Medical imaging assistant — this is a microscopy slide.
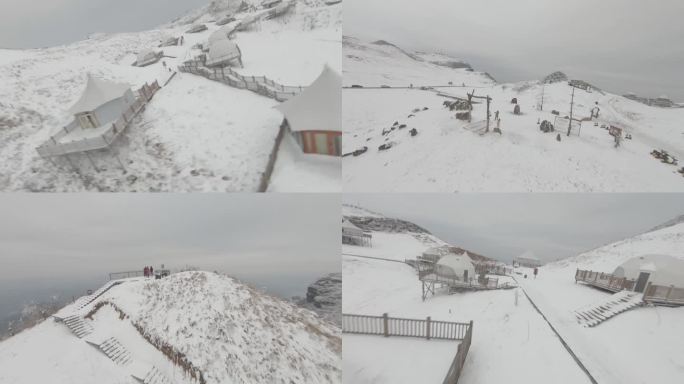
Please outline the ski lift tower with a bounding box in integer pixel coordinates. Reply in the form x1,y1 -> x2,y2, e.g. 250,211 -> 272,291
567,83 -> 580,136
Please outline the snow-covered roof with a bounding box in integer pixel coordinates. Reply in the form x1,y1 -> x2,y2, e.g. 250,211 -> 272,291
436,254 -> 476,277
275,65 -> 341,133
613,254 -> 684,286
68,75 -> 131,115
207,39 -> 241,63
137,49 -> 157,63
342,218 -> 365,236
209,25 -> 234,42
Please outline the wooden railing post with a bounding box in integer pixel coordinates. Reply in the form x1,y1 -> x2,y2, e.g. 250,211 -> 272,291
383,313 -> 389,337
426,316 -> 431,340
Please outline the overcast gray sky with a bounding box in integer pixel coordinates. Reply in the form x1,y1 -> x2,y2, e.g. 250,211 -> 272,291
0,194 -> 340,304
345,0 -> 684,100
343,194 -> 684,263
0,0 -> 208,48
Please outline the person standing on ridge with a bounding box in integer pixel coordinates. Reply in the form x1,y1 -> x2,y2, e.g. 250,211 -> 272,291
534,267 -> 538,279
144,266 -> 149,277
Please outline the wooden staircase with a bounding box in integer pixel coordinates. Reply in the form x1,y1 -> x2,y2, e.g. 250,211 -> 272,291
574,290 -> 643,327
98,337 -> 133,366
134,366 -> 174,384
63,315 -> 93,338
73,280 -> 122,312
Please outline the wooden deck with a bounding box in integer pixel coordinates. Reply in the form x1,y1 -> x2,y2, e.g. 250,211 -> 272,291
342,313 -> 473,384
36,81 -> 161,158
575,269 -> 635,292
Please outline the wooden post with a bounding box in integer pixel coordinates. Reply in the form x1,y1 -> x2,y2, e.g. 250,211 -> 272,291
382,313 -> 389,337
426,316 -> 431,340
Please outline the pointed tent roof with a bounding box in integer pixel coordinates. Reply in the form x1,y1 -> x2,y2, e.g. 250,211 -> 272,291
68,75 -> 131,114
275,65 -> 341,133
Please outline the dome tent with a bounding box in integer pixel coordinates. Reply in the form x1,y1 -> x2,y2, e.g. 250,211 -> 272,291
613,254 -> 684,287
435,252 -> 476,282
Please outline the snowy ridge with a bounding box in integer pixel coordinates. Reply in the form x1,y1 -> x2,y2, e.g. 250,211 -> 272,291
343,37 -> 684,192
573,291 -> 643,327
100,271 -> 341,384
0,0 -> 340,191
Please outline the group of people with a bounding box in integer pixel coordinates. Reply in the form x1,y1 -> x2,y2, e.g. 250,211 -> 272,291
143,266 -> 155,278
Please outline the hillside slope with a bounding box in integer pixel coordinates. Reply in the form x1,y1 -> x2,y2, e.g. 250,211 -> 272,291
343,37 -> 684,192
0,0 -> 341,192
0,271 -> 341,384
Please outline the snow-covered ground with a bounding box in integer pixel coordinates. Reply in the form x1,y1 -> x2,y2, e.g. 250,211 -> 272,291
0,271 -> 341,384
0,0 -> 341,191
342,207 -> 684,383
515,222 -> 684,384
343,36 -> 684,192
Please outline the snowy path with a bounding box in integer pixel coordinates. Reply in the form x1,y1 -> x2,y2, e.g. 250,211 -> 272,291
343,255 -> 592,384
517,268 -> 684,384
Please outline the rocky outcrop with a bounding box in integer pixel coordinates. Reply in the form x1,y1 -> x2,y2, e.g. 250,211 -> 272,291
543,71 -> 568,84
298,273 -> 341,326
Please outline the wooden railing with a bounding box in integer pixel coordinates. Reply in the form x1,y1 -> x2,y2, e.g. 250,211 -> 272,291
443,320 -> 473,384
36,81 -> 161,158
575,269 -> 635,292
178,56 -> 304,102
342,313 -> 471,341
343,313 -> 473,384
108,270 -> 145,280
257,119 -> 287,192
643,282 -> 684,306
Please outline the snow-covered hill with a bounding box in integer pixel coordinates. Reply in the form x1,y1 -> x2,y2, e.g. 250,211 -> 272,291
343,37 -> 684,192
343,207 -> 684,384
0,271 -> 341,384
0,0 -> 341,192
515,222 -> 684,384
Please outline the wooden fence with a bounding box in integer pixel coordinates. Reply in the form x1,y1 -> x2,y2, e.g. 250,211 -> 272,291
443,319 -> 473,384
257,119 -> 287,192
575,269 -> 635,292
342,313 -> 471,341
178,56 -> 304,102
643,282 -> 684,306
36,81 -> 161,158
343,313 -> 473,384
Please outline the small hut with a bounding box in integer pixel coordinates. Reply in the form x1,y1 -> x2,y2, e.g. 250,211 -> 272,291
205,39 -> 243,67
159,37 -> 180,47
69,75 -> 135,131
342,219 -> 372,247
435,253 -> 476,282
134,49 -> 163,67
216,15 -> 236,26
514,251 -> 542,268
613,254 -> 684,292
275,65 -> 342,156
208,25 -> 236,44
186,24 -> 208,33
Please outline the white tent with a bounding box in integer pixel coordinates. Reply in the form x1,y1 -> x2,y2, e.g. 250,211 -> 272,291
275,65 -> 341,133
68,75 -> 131,115
206,39 -> 241,67
613,254 -> 684,287
435,253 -> 476,281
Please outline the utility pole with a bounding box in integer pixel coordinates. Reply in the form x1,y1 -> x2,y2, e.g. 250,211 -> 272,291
539,83 -> 546,111
568,85 -> 577,136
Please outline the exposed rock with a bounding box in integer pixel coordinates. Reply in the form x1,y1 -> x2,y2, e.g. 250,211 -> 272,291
297,273 -> 341,326
543,71 -> 568,84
